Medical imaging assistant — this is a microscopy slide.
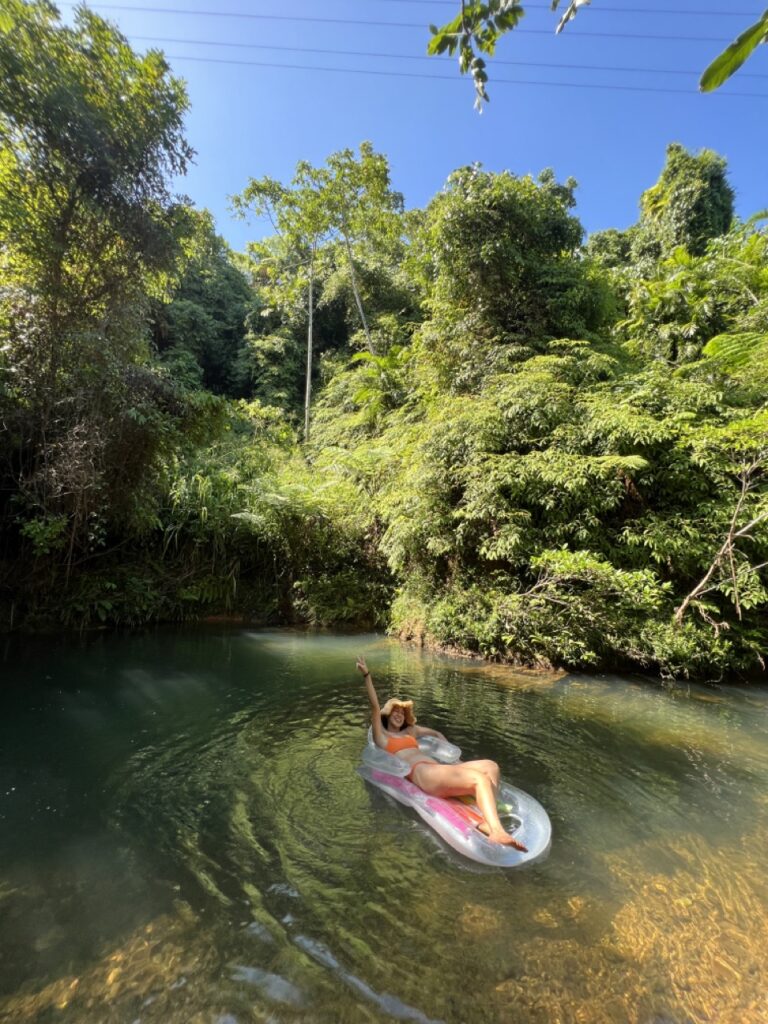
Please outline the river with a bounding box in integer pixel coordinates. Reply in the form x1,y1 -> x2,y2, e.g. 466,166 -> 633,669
0,628 -> 766,1023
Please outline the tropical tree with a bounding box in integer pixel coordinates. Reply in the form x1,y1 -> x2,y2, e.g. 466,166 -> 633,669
233,144 -> 406,439
0,0 -> 196,573
408,165 -> 610,390
311,144 -> 406,355
232,172 -> 327,440
631,143 -> 734,269
300,149 -> 768,677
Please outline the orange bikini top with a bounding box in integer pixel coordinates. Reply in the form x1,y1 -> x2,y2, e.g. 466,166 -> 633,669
385,733 -> 419,755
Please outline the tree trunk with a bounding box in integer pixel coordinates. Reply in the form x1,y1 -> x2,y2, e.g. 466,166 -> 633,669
304,244 -> 315,442
342,230 -> 375,355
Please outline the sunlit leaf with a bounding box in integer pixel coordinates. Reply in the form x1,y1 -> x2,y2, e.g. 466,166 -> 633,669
700,12 -> 768,92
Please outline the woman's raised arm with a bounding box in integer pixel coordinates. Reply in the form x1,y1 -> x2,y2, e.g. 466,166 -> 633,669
356,656 -> 386,748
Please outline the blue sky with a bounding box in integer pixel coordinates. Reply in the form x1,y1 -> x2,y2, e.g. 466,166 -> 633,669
65,1 -> 767,251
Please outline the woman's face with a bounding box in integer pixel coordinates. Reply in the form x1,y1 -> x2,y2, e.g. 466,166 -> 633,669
388,705 -> 405,729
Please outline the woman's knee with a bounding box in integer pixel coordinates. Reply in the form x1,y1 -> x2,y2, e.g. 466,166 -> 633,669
470,770 -> 493,792
473,759 -> 500,779
458,766 -> 485,787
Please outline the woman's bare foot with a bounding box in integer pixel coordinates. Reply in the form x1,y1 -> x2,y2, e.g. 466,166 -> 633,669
479,823 -> 528,851
491,831 -> 528,851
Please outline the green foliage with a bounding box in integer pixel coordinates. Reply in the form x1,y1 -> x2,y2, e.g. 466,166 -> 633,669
343,331 -> 766,676
2,103 -> 767,685
227,424 -> 392,626
428,1 -> 588,109
702,331 -> 768,382
447,549 -> 670,660
633,144 -> 734,267
19,513 -> 68,556
0,0 -> 191,296
238,327 -> 306,412
233,143 -> 404,334
0,0 -> 235,627
409,166 -> 609,391
0,0 -> 197,569
428,0 -> 524,109
622,217 -> 768,363
300,341 -> 417,453
233,143 -> 412,432
427,2 -> 767,107
158,400 -> 391,627
152,211 -> 253,396
281,158 -> 768,678
585,227 -> 637,271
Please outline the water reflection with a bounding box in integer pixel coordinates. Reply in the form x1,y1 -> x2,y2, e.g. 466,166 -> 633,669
0,628 -> 767,1022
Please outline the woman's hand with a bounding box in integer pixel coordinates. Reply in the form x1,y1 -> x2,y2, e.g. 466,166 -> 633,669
358,656 -> 384,745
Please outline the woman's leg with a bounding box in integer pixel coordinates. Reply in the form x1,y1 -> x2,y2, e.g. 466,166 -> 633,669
412,763 -> 522,847
463,759 -> 501,793
459,759 -> 503,813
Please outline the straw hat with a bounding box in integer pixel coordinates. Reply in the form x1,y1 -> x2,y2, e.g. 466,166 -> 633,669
380,697 -> 416,726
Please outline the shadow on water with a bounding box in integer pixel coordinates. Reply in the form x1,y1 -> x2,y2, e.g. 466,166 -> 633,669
1,627 -> 767,1022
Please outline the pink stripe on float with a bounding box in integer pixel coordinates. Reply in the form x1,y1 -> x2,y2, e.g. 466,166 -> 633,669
369,769 -> 472,836
426,798 -> 473,835
371,769 -> 416,793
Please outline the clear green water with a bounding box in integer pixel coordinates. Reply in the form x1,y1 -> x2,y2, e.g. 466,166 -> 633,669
1,628 -> 767,1024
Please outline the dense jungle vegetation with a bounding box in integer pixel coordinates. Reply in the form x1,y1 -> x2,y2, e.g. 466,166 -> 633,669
1,2 -> 767,679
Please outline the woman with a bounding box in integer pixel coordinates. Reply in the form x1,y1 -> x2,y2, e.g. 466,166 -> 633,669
357,656 -> 525,849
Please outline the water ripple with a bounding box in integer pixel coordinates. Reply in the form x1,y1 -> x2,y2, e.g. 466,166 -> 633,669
2,629 -> 768,1023
294,934 -> 445,1024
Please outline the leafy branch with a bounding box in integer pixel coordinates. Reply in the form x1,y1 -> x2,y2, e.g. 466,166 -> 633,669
430,1 -> 768,107
675,455 -> 768,627
428,0 -> 525,110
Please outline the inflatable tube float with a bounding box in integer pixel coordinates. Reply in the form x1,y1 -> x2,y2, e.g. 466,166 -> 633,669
357,731 -> 551,867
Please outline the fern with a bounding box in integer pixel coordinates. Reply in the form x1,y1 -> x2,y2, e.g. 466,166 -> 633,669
702,331 -> 768,372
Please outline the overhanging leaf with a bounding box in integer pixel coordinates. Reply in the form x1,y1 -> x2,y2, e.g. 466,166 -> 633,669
555,0 -> 590,35
700,11 -> 768,92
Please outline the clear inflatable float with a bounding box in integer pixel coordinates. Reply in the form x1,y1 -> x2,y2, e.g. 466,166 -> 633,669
358,730 -> 552,868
